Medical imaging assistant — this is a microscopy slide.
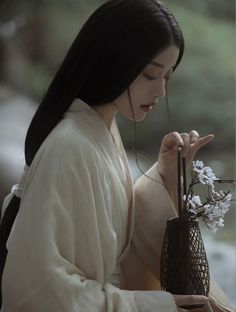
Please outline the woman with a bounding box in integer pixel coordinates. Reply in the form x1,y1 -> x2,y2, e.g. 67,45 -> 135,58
0,0 -> 234,311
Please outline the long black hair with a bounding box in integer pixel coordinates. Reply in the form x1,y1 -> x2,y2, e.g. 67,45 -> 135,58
0,0 -> 184,305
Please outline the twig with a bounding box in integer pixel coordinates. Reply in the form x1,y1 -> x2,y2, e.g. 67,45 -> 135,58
177,149 -> 183,218
182,157 -> 187,214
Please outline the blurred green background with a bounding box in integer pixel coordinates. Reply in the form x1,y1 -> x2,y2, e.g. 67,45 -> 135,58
0,0 -> 235,306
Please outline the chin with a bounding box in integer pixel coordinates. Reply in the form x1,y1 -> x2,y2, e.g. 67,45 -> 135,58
135,115 -> 146,122
124,112 -> 146,122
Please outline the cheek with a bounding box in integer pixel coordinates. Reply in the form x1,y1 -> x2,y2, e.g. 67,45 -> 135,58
130,77 -> 152,100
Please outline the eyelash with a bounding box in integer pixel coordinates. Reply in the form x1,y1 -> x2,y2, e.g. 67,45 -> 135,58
143,73 -> 171,81
143,73 -> 155,80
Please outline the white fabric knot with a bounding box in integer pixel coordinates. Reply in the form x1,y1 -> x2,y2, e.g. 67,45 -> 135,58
11,164 -> 29,198
1,165 -> 29,222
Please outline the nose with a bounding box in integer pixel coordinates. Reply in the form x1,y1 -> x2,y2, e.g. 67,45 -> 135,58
154,79 -> 166,98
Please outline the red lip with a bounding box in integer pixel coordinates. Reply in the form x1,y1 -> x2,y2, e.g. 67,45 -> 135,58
140,104 -> 154,112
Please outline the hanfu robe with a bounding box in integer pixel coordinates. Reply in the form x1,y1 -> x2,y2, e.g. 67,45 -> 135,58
1,98 -> 235,312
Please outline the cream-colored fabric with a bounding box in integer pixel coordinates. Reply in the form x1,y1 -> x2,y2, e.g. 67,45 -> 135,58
209,276 -> 235,312
1,98 -> 177,312
132,164 -> 178,280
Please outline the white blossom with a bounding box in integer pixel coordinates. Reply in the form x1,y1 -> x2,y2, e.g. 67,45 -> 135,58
206,220 -> 218,233
217,218 -> 224,228
192,160 -> 204,172
183,160 -> 232,233
205,218 -> 224,233
193,160 -> 217,186
198,166 -> 217,186
198,193 -> 231,232
188,195 -> 202,208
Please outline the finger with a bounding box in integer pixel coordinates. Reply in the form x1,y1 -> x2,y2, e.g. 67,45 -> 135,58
180,133 -> 190,157
161,131 -> 184,153
189,130 -> 199,143
191,134 -> 214,153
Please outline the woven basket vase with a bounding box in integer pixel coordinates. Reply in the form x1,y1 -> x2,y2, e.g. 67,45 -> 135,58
160,217 -> 210,296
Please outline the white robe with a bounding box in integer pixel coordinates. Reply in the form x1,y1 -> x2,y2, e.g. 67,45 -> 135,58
1,99 -> 234,312
1,99 -> 176,311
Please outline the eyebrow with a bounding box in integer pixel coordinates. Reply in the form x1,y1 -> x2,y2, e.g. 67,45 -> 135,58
149,61 -> 164,68
149,61 -> 175,70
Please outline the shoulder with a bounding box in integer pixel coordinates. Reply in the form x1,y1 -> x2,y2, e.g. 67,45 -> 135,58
31,117 -> 103,174
46,117 -> 99,157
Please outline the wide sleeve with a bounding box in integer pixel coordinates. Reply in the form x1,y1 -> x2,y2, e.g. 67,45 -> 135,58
2,136 -> 177,312
127,162 -> 235,312
131,163 -> 177,279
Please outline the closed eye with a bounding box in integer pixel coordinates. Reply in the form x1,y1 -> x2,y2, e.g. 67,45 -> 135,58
143,72 -> 172,81
143,73 -> 156,80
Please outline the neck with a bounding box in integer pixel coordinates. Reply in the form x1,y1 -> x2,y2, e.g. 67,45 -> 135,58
93,103 -> 117,131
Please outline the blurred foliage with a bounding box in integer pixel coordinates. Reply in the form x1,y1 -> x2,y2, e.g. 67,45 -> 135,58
165,0 -> 235,21
0,0 -> 235,155
119,1 -> 235,155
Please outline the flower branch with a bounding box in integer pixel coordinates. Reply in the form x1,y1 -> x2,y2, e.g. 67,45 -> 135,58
180,160 -> 235,233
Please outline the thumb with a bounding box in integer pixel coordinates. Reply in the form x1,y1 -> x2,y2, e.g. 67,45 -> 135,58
191,134 -> 214,153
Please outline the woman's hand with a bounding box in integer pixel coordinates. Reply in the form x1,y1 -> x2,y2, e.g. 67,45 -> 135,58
173,294 -> 209,311
157,130 -> 214,207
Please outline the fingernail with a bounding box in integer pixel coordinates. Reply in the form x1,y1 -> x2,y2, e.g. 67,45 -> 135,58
191,137 -> 198,143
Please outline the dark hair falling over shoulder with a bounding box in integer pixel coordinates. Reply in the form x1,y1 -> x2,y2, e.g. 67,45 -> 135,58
0,0 -> 184,306
25,0 -> 184,166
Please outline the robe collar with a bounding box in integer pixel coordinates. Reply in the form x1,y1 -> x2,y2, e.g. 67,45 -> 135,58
67,98 -> 115,145
66,98 -> 134,263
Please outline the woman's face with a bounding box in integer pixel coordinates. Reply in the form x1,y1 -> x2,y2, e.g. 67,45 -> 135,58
114,45 -> 180,121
